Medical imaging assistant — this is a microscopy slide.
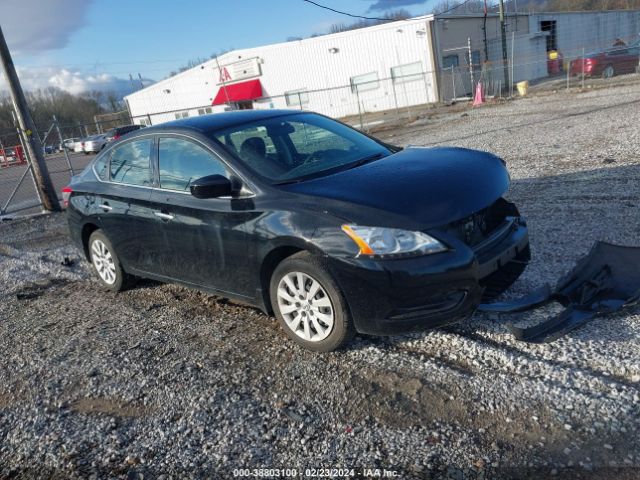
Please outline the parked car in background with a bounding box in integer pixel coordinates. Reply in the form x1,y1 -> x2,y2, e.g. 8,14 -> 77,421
64,110 -> 530,352
74,139 -> 85,153
63,138 -> 80,151
104,125 -> 143,143
83,135 -> 108,154
570,40 -> 640,78
0,147 -> 16,164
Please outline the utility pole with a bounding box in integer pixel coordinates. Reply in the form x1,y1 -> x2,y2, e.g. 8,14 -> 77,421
0,24 -> 60,211
499,0 -> 510,94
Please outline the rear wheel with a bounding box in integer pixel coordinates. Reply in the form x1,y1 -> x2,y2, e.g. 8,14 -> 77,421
270,252 -> 354,352
88,230 -> 132,291
602,65 -> 615,79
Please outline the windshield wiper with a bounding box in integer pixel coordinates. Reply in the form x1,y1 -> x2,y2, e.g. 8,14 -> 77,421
274,178 -> 305,186
343,152 -> 387,170
274,152 -> 388,185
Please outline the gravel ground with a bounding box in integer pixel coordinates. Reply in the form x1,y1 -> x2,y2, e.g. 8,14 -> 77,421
1,81 -> 640,479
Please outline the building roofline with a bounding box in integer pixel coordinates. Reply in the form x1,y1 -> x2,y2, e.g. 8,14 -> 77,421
530,8 -> 640,14
436,8 -> 640,19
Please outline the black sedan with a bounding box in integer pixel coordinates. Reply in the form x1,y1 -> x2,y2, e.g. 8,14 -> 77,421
64,110 -> 530,351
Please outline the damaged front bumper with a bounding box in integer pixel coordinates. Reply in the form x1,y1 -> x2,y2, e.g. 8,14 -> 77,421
328,215 -> 530,336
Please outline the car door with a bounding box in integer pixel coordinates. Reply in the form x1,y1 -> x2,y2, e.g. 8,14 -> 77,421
94,136 -> 157,272
145,135 -> 255,298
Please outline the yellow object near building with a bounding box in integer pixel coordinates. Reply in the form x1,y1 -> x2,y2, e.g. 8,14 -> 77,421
517,81 -> 529,96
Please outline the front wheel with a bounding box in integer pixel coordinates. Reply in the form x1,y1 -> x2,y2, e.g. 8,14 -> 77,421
88,230 -> 132,291
270,252 -> 355,352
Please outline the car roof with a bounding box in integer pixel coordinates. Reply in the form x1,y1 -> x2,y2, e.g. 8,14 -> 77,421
140,109 -> 306,135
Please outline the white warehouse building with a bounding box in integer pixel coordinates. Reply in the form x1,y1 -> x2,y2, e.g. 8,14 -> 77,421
126,16 -> 439,125
125,10 -> 640,125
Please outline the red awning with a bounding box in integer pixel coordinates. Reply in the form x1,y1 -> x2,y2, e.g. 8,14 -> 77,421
212,79 -> 263,105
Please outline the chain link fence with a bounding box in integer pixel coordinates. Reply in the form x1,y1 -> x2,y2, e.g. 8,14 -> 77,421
0,112 -> 135,218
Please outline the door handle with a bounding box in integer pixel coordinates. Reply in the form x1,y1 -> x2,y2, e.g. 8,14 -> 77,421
99,203 -> 112,212
154,211 -> 174,221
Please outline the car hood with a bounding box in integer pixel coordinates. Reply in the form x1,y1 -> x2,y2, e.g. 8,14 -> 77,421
280,147 -> 510,229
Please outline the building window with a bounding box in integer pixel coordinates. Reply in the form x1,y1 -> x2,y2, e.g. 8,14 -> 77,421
442,55 -> 459,69
391,62 -> 423,84
197,107 -> 213,115
471,50 -> 482,67
350,72 -> 379,93
540,20 -> 557,52
284,89 -> 309,107
138,118 -> 150,126
174,111 -> 189,120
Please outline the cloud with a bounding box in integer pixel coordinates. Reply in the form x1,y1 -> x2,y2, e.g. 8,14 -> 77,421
366,0 -> 429,11
0,66 -> 153,97
0,0 -> 92,54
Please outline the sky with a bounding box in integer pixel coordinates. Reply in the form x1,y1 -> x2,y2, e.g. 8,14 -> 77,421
0,0 -> 435,96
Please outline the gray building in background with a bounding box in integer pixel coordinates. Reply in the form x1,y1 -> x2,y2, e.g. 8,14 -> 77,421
433,10 -> 640,98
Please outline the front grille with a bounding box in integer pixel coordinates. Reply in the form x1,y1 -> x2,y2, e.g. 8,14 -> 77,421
447,198 -> 517,247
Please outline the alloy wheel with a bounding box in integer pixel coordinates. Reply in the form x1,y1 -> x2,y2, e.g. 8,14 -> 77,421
91,239 -> 117,285
276,271 -> 334,342
603,66 -> 614,79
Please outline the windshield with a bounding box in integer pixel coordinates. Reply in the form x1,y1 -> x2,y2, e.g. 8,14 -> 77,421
209,113 -> 391,183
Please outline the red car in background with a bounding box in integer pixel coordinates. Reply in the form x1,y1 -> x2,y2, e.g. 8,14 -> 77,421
570,40 -> 640,79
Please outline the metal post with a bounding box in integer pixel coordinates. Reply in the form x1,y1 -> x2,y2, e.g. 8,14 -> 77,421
581,47 -> 585,90
451,65 -> 456,101
355,85 -> 363,131
297,92 -> 303,111
467,37 -> 474,91
53,115 -> 74,176
566,60 -> 570,91
41,122 -> 55,148
510,31 -> 515,98
421,70 -> 431,105
0,24 -> 60,211
499,0 -> 510,94
392,79 -> 399,113
146,113 -> 152,126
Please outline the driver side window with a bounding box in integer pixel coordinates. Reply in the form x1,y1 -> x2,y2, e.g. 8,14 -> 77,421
159,137 -> 228,191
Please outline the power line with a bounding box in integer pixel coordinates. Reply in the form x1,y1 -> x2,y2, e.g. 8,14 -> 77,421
301,0 -> 481,21
300,0 -> 397,21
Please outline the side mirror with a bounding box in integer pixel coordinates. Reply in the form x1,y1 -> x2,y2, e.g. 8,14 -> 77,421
190,174 -> 233,199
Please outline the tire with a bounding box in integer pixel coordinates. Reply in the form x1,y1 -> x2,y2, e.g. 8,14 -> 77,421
88,230 -> 132,292
269,252 -> 355,352
602,65 -> 615,79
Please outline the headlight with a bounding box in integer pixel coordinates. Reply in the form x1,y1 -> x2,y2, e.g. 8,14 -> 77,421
341,225 -> 447,258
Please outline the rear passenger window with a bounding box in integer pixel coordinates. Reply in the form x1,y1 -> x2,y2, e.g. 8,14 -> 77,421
159,137 -> 228,191
109,139 -> 152,186
94,152 -> 109,180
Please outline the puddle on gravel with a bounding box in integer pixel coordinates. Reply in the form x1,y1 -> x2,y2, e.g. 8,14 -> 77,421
70,397 -> 150,418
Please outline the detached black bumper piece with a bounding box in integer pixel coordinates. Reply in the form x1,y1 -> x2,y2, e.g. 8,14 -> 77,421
479,242 -> 640,343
